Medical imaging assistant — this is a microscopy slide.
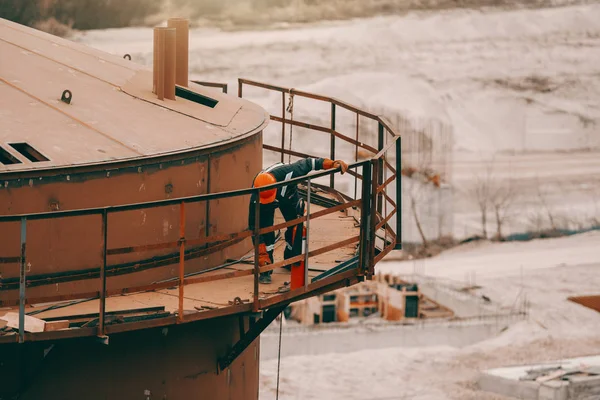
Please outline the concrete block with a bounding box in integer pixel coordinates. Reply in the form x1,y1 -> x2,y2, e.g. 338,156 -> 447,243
538,381 -> 568,400
478,373 -> 539,400
567,375 -> 600,400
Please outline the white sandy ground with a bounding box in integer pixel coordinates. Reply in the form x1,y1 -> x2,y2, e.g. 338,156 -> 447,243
259,232 -> 600,400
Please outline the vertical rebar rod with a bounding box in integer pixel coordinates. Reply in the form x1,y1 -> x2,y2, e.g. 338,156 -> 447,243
18,217 -> 26,344
253,194 -> 261,312
330,104 -> 336,189
304,178 -> 311,288
395,137 -> 403,249
178,201 -> 186,322
99,210 -> 108,336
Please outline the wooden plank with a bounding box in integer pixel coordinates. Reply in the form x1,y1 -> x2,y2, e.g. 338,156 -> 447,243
0,312 -> 46,332
44,320 -> 70,332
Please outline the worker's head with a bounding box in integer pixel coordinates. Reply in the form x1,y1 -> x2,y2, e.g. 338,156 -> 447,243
253,172 -> 277,204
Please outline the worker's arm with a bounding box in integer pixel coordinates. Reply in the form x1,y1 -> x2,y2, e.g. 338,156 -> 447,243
287,157 -> 348,177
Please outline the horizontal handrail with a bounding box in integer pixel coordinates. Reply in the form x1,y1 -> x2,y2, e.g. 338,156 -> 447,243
0,162 -> 368,222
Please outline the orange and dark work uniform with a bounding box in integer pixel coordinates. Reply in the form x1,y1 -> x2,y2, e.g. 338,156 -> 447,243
248,158 -> 349,284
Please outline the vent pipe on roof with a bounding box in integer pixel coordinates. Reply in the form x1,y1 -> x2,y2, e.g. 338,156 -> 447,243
167,18 -> 189,87
153,27 -> 176,101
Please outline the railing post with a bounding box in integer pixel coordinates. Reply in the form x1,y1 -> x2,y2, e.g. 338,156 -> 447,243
237,79 -> 243,98
354,114 -> 359,200
253,193 -> 261,312
359,163 -> 372,275
369,159 -> 379,277
377,122 -> 384,214
304,178 -> 311,288
330,103 -> 336,189
281,92 -> 286,163
178,201 -> 186,322
18,217 -> 26,344
98,210 -> 108,336
395,137 -> 402,250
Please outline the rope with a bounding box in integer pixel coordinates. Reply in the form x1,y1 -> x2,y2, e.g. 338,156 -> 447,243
286,89 -> 295,163
275,311 -> 284,399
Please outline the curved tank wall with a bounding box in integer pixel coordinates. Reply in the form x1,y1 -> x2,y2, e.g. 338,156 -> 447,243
0,133 -> 262,304
0,315 -> 260,400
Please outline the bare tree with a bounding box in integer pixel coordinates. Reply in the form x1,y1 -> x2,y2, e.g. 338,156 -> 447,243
406,176 -> 429,248
468,161 -> 521,240
489,176 -> 520,240
534,178 -> 557,232
467,163 -> 493,239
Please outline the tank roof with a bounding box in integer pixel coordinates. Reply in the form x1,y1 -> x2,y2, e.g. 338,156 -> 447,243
0,18 -> 268,173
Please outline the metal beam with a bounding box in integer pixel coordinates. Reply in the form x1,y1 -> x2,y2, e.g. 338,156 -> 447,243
218,306 -> 285,371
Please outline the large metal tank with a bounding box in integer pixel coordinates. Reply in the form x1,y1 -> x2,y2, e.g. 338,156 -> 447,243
0,18 -> 268,305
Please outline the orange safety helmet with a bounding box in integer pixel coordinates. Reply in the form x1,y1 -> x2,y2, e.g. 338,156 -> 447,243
253,172 -> 277,204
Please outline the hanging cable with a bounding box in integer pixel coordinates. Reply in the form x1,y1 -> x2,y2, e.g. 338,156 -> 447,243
286,89 -> 295,163
275,311 -> 284,400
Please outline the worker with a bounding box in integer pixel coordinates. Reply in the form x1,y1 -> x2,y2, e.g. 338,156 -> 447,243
249,157 -> 349,284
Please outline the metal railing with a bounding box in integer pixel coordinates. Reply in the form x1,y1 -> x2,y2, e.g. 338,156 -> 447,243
0,79 -> 401,343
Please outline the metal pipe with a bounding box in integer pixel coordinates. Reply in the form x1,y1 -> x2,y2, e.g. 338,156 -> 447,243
304,179 -> 311,289
18,217 -> 26,344
178,201 -> 185,322
395,137 -> 402,249
99,210 -> 107,336
163,27 -> 177,101
154,27 -> 166,100
153,29 -> 159,95
330,104 -> 336,189
167,18 -> 189,87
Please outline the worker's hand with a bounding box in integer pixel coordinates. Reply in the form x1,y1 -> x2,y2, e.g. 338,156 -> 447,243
258,243 -> 271,267
333,160 -> 349,174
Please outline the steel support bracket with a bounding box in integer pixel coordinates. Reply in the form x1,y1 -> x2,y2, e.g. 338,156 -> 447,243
96,335 -> 109,345
217,306 -> 285,372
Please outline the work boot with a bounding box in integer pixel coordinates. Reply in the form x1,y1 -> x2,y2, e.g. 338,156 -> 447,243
259,272 -> 272,284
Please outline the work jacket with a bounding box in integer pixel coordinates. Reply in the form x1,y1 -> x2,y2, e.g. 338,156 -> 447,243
248,157 -> 327,263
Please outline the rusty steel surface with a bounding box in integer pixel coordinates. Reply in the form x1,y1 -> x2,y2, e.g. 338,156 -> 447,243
0,135 -> 263,304
0,18 -> 268,173
569,295 -> 600,313
0,316 -> 260,400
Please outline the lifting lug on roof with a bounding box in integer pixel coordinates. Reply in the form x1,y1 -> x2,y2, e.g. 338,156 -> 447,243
60,90 -> 72,105
123,54 -> 131,60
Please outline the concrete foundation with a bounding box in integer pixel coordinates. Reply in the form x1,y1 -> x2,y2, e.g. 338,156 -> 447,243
479,355 -> 600,400
261,314 -> 522,361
